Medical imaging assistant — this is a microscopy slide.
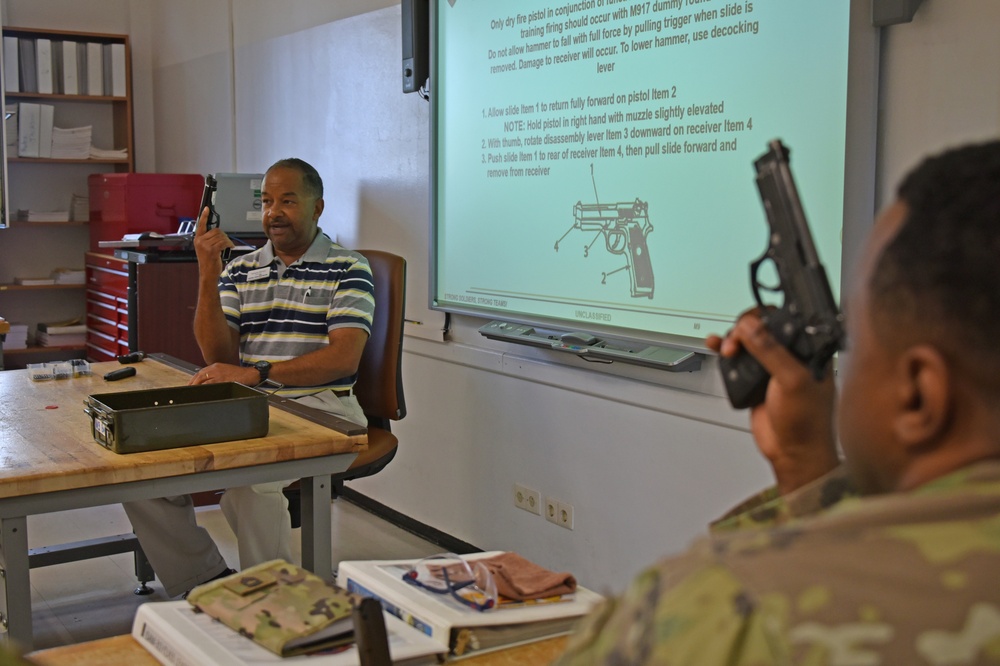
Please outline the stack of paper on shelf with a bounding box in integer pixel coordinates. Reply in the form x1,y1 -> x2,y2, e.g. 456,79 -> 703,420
15,209 -> 71,223
336,552 -> 603,659
36,318 -> 86,348
89,145 -> 128,160
50,125 -> 92,159
13,276 -> 56,286
51,268 -> 85,284
70,193 -> 90,222
3,323 -> 29,349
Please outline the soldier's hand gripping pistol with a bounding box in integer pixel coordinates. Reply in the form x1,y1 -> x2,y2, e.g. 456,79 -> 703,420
719,139 -> 846,409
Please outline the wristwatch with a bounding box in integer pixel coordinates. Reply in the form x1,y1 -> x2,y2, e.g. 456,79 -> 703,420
252,360 -> 272,383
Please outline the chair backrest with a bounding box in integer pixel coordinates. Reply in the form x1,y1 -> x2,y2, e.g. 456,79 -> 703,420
353,250 -> 406,431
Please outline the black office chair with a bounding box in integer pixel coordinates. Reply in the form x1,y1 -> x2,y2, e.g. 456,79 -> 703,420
286,249 -> 407,525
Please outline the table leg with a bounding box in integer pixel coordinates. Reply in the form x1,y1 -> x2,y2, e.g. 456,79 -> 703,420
299,474 -> 333,579
0,516 -> 32,650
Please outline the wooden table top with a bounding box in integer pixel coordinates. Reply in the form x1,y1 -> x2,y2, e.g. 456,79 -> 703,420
26,633 -> 569,665
0,358 -> 366,499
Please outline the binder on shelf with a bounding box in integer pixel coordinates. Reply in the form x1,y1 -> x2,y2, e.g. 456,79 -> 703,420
336,553 -> 603,659
61,40 -> 78,95
86,42 -> 103,95
19,37 -> 37,93
50,41 -> 64,94
101,43 -> 112,96
17,102 -> 41,158
3,36 -> 19,92
131,599 -> 447,666
5,104 -> 17,152
110,42 -> 126,96
76,41 -> 88,94
35,38 -> 53,94
38,104 -> 54,158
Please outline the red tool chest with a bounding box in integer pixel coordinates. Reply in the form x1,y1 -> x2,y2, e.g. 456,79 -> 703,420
88,173 -> 205,251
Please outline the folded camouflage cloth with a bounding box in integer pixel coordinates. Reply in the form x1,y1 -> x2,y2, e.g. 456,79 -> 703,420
477,552 -> 577,601
186,559 -> 357,657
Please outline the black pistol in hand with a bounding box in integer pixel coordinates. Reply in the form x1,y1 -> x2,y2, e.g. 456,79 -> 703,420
199,174 -> 219,230
719,139 -> 846,409
199,173 -> 231,261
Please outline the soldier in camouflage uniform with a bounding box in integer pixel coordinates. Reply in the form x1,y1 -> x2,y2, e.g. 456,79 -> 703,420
555,141 -> 1000,665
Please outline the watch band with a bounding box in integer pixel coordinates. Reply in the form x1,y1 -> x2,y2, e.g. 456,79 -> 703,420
254,360 -> 271,383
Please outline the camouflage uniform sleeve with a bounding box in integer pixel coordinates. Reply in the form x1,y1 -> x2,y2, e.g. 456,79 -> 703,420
710,465 -> 855,533
553,558 -> 788,665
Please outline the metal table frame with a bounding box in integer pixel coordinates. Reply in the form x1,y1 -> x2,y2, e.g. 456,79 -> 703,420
0,455 -> 352,650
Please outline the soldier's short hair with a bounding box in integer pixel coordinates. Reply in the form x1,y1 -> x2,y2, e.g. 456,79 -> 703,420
870,140 -> 1000,389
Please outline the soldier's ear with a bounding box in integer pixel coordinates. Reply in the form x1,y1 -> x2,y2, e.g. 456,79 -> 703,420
892,344 -> 950,450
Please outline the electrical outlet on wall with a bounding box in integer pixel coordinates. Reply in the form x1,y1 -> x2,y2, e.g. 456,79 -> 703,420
556,501 -> 574,529
513,483 -> 541,515
545,496 -> 573,529
545,497 -> 559,524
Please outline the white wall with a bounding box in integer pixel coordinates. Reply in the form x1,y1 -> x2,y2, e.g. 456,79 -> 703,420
7,0 -> 999,594
875,0 -> 1000,206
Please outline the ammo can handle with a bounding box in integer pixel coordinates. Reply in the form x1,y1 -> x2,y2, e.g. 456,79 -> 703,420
254,379 -> 285,395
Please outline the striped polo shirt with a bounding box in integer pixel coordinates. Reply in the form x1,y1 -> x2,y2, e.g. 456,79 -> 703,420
219,232 -> 375,398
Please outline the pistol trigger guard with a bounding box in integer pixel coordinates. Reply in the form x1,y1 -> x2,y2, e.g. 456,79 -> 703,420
749,253 -> 769,308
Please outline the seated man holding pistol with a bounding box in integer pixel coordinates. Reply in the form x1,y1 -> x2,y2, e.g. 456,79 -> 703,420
555,140 -> 1000,664
123,158 -> 375,597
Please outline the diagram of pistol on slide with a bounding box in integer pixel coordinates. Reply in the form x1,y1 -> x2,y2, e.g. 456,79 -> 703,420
554,164 -> 655,298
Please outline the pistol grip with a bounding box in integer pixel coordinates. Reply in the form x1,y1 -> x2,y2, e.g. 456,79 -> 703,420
719,310 -> 798,409
720,351 -> 770,409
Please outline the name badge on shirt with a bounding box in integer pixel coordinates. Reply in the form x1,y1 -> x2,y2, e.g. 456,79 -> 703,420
247,267 -> 270,282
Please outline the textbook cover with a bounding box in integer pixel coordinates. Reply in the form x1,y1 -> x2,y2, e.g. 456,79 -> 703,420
336,552 -> 602,659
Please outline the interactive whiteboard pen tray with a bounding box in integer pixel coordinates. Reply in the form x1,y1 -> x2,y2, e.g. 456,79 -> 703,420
84,383 -> 269,454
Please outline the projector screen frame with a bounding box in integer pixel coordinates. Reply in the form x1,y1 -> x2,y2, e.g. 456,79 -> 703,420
428,0 -> 879,360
